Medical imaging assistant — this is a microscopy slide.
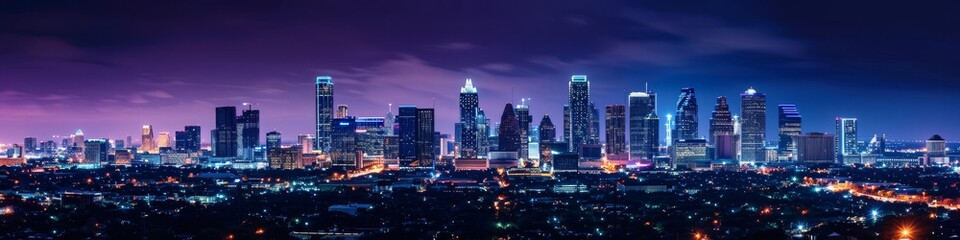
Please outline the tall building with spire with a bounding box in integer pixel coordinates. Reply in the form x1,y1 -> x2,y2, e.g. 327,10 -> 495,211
516,99 -> 532,159
458,79 -> 479,158
778,104 -> 802,160
740,87 -> 767,163
605,104 -> 626,156
674,88 -> 698,141
498,103 -> 520,153
315,76 -> 334,153
568,75 -> 590,154
709,96 -> 734,143
628,91 -> 657,160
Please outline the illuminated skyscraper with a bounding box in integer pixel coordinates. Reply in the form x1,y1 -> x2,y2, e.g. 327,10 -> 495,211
925,134 -> 947,165
23,137 -> 37,154
674,88 -> 698,141
777,104 -> 802,160
398,105 -> 418,164
628,91 -> 657,160
83,139 -> 109,166
835,117 -> 858,161
498,102 -> 521,155
539,114 -> 556,161
157,132 -> 171,148
140,125 -> 156,153
331,117 -> 358,168
266,131 -> 282,150
415,108 -> 435,168
315,76 -> 334,153
516,100 -> 532,159
298,134 -> 314,153
740,87 -> 766,163
384,104 -> 395,136
73,129 -> 84,149
563,105 -> 571,144
588,102 -> 600,145
710,96 -> 735,160
458,79 -> 479,158
175,125 -> 201,153
477,109 -> 490,157
605,104 -> 626,156
356,117 -> 386,157
237,106 -> 260,160
568,75 -> 590,154
664,114 -> 673,147
336,104 -> 349,118
213,106 -> 238,157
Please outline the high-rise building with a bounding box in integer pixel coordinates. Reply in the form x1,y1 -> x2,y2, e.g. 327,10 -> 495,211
269,147 -> 302,170
674,88 -> 698,141
777,104 -> 802,160
83,139 -> 109,165
868,134 -> 886,155
605,104 -> 626,156
114,139 -> 125,149
477,109 -> 490,157
266,131 -> 282,150
563,105 -> 571,144
415,108 -> 435,168
628,91 -> 657,160
733,115 -> 742,160
498,103 -> 520,153
126,136 -> 133,149
458,79 -> 480,159
740,87 -> 766,163
516,100 -> 532,159
175,125 -> 201,152
796,132 -> 835,165
664,114 -> 673,147
73,129 -> 85,149
356,117 -> 386,157
336,104 -> 349,119
398,105 -> 418,164
140,125 -> 157,153
384,135 -> 399,159
237,106 -> 260,160
298,134 -> 314,153
384,104 -> 395,136
315,76 -> 334,153
23,137 -> 37,154
671,139 -> 708,169
641,113 -> 660,160
709,96 -> 735,160
539,114 -> 556,161
213,106 -> 238,157
568,75 -> 590,154
588,102 -> 600,145
709,96 -> 734,144
157,132 -> 171,148
925,134 -> 947,165
835,117 -> 858,162
331,117 -> 358,168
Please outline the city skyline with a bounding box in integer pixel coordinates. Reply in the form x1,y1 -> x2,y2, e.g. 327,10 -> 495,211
2,1 -> 959,144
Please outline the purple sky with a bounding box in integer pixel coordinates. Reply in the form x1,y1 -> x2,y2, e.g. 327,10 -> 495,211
2,1 -> 959,144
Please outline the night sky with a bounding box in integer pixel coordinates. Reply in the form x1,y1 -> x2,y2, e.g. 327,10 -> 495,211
2,1 -> 958,144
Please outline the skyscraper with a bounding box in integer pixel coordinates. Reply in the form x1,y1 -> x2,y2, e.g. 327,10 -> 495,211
588,102 -> 600,145
477,109 -> 490,157
925,134 -> 947,165
331,117 -> 358,168
777,104 -> 802,160
415,108 -> 435,168
674,88 -> 698,141
398,105 -> 418,164
835,117 -> 858,162
568,75 -> 590,154
563,105 -> 571,144
604,104 -> 626,156
213,106 -> 238,157
498,103 -> 521,154
157,132 -> 171,148
796,132 -> 836,165
237,106 -> 260,160
336,104 -> 349,118
709,96 -> 734,144
740,87 -> 766,163
539,114 -> 556,161
315,76 -> 334,153
140,125 -> 156,153
266,131 -> 282,150
175,125 -> 201,152
664,114 -> 673,147
628,91 -> 657,160
710,96 -> 735,160
458,79 -> 479,158
641,112 -> 660,160
23,137 -> 37,154
83,139 -> 109,165
384,104 -> 395,136
297,134 -> 314,153
516,100 -> 532,159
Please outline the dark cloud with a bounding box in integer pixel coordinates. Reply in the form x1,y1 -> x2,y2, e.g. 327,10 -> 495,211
0,0 -> 957,143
